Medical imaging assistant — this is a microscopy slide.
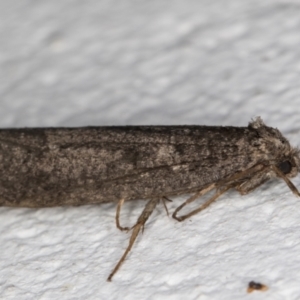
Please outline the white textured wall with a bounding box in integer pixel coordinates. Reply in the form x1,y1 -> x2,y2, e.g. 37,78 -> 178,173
0,1 -> 300,299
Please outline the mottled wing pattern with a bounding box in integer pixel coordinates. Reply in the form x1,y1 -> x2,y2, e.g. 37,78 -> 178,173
0,122 -> 292,207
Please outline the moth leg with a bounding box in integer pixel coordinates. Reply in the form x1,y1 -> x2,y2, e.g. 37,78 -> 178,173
218,164 -> 265,188
235,168 -> 270,195
161,196 -> 172,216
172,183 -> 216,222
115,198 -> 130,231
107,198 -> 159,282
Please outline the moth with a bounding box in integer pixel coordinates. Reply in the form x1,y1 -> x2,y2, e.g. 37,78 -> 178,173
0,117 -> 299,281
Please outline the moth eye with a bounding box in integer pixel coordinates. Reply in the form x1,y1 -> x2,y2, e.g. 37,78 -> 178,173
277,160 -> 292,174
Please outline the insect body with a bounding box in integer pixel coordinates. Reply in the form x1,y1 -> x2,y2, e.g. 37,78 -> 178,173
0,117 -> 299,280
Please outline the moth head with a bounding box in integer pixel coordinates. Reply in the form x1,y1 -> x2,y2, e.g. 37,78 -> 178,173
275,146 -> 300,178
249,117 -> 300,178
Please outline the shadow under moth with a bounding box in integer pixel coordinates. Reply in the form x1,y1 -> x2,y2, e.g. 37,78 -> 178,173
0,117 -> 299,281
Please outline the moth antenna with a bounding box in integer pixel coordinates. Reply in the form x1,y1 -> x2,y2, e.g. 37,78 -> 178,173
272,165 -> 300,197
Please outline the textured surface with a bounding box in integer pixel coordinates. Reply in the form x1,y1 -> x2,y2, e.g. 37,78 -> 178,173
1,0 -> 300,299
